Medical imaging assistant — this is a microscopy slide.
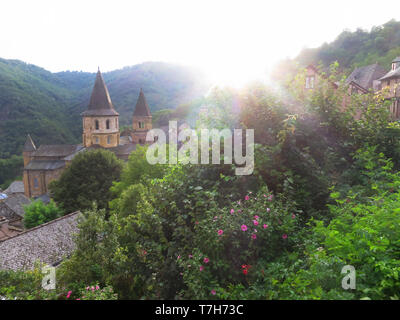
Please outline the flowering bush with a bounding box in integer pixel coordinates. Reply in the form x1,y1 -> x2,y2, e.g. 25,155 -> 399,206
64,284 -> 117,300
176,187 -> 300,299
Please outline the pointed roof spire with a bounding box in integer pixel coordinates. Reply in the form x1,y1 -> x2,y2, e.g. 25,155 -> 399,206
81,68 -> 119,116
23,134 -> 36,152
133,88 -> 152,117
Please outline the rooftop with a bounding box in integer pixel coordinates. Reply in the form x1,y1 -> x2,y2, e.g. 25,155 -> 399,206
346,63 -> 387,90
0,211 -> 80,270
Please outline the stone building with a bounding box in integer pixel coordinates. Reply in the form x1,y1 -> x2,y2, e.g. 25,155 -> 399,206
304,58 -> 400,119
378,57 -> 400,118
23,69 -> 153,199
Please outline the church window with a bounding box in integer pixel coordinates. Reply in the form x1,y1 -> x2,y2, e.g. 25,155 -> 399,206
34,177 -> 39,188
139,121 -> 145,129
95,136 -> 99,144
95,120 -> 99,130
107,135 -> 111,144
106,119 -> 110,130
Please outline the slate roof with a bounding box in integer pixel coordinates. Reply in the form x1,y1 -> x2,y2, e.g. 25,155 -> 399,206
32,144 -> 83,158
4,181 -> 24,194
379,66 -> 400,81
392,57 -> 400,63
346,63 -> 387,90
0,211 -> 80,270
23,134 -> 36,152
81,69 -> 119,117
133,89 -> 152,117
25,160 -> 66,171
0,193 -> 31,218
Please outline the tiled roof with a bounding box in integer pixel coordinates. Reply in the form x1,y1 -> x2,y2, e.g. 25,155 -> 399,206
32,144 -> 83,158
0,211 -> 80,270
24,160 -> 66,171
1,193 -> 31,218
379,67 -> 400,81
346,63 -> 387,90
4,181 -> 25,194
133,89 -> 152,117
81,69 -> 119,117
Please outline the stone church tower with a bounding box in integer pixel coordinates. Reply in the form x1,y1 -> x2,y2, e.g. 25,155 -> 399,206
131,88 -> 152,144
81,69 -> 120,148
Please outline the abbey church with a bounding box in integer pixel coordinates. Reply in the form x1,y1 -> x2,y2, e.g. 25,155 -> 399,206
23,69 -> 153,198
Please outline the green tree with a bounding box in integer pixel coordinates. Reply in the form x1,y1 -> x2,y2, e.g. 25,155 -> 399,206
23,199 -> 63,229
49,149 -> 123,214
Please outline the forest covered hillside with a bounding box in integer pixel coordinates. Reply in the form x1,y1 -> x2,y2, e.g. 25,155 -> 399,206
0,59 -> 208,159
296,19 -> 400,72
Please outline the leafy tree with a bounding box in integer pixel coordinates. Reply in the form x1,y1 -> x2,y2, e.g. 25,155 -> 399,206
23,199 -> 63,229
49,149 -> 123,214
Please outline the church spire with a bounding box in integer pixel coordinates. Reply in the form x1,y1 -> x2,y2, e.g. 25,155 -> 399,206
133,88 -> 152,117
81,68 -> 119,116
23,134 -> 36,152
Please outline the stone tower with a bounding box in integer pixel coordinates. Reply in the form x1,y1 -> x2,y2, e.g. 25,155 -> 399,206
81,68 -> 120,148
23,134 -> 36,167
131,89 -> 152,144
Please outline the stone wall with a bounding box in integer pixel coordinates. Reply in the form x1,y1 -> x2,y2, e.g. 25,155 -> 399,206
0,211 -> 80,270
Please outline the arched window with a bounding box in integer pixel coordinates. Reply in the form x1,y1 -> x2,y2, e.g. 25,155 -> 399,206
107,135 -> 111,144
95,120 -> 99,130
106,119 -> 110,130
34,177 -> 39,188
139,121 -> 144,129
115,118 -> 118,127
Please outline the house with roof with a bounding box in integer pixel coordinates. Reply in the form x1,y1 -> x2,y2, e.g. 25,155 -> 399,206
304,58 -> 400,119
23,69 -> 153,199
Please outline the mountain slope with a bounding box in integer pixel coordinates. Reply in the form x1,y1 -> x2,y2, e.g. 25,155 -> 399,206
0,59 -> 208,159
296,19 -> 400,72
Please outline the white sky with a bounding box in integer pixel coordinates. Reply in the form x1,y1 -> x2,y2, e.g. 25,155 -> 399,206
1,0 -> 399,86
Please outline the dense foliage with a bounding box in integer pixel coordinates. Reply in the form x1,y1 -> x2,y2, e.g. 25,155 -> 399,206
296,19 -> 400,72
23,200 -> 64,229
49,149 -> 123,214
2,60 -> 400,300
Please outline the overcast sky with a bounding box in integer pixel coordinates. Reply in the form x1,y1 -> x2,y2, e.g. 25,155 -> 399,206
1,0 -> 399,86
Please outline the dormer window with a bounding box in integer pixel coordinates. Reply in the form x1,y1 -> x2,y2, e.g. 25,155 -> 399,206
305,76 -> 315,89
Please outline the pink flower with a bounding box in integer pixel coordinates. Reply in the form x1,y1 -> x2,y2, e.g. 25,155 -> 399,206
268,195 -> 273,201
211,289 -> 216,295
241,224 -> 248,231
96,285 -> 99,290
245,195 -> 250,201
238,209 -> 242,213
177,255 -> 181,260
217,229 -> 224,236
251,234 -> 257,240
66,291 -> 72,299
263,194 -> 267,198
282,234 -> 288,239
254,215 -> 259,220
76,298 -> 80,300
263,224 -> 268,229
86,286 -> 90,291
253,220 -> 259,226
204,257 -> 210,263
254,229 -> 257,233
266,208 -> 270,213
230,209 -> 234,214
195,221 -> 199,225
91,286 -> 95,291
292,214 -> 296,219
199,265 -> 204,271
189,254 -> 193,258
